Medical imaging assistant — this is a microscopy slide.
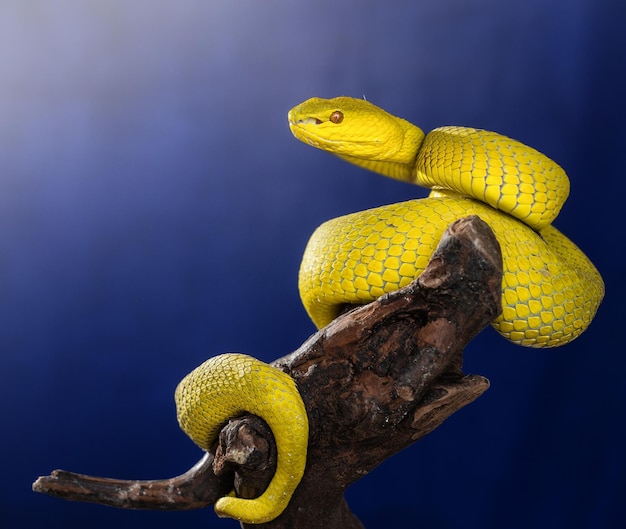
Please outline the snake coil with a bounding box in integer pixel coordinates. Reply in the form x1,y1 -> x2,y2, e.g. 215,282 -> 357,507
289,96 -> 603,347
175,354 -> 308,524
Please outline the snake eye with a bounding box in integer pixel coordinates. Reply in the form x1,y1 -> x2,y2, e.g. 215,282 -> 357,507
329,111 -> 344,124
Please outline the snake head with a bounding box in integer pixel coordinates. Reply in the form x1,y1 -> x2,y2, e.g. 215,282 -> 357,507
288,96 -> 425,167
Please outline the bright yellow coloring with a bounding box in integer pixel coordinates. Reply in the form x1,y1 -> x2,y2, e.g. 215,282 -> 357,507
175,96 -> 605,526
288,96 -> 604,347
175,354 -> 308,524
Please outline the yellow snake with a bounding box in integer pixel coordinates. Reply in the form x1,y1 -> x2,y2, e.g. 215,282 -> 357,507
173,96 -> 604,524
289,96 -> 604,346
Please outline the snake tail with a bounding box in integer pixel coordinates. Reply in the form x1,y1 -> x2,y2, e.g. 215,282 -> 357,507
175,353 -> 309,524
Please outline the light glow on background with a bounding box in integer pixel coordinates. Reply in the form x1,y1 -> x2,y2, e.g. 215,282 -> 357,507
1,2 -> 623,528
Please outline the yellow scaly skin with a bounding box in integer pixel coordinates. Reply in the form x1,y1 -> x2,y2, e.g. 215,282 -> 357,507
175,354 -> 308,524
289,96 -> 604,347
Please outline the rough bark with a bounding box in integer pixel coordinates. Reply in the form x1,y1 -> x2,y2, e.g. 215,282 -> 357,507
33,215 -> 502,528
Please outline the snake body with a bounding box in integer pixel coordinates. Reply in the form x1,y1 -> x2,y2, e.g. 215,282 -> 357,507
175,354 -> 308,523
289,96 -> 604,347
173,96 -> 604,524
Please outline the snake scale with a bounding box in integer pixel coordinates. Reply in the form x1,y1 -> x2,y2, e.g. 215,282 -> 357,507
174,96 -> 604,523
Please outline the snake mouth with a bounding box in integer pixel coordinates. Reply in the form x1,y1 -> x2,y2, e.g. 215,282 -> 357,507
288,119 -> 335,148
293,117 -> 322,126
289,119 -> 382,151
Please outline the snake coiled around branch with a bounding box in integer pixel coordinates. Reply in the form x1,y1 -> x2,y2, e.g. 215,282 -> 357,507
175,353 -> 308,524
173,96 -> 604,524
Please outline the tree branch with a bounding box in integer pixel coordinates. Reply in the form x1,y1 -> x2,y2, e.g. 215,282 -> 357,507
33,215 -> 502,528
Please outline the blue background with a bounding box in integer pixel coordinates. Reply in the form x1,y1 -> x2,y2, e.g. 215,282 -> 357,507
1,1 -> 624,528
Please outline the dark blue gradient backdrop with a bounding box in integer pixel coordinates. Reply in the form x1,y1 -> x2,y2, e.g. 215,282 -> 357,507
1,2 -> 624,528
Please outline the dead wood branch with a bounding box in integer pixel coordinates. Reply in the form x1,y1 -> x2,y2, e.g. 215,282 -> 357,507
33,215 -> 502,528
